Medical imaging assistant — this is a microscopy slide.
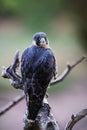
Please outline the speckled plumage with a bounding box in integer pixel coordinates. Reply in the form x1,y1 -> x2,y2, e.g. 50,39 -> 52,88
21,33 -> 56,120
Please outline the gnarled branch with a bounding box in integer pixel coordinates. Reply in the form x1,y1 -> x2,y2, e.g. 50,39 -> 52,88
23,98 -> 59,130
1,53 -> 85,117
1,50 -> 86,130
1,50 -> 23,89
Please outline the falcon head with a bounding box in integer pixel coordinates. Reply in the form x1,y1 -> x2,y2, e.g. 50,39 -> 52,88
33,32 -> 49,47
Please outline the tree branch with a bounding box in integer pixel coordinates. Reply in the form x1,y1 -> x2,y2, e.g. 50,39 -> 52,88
65,108 -> 87,130
1,50 -> 23,89
51,56 -> 85,85
1,53 -> 86,116
23,98 -> 59,130
0,93 -> 25,116
1,50 -> 86,130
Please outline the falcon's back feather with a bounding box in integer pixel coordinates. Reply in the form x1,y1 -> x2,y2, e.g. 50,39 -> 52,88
21,45 -> 56,120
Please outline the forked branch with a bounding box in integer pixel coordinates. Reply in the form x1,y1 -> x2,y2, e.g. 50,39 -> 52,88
51,56 -> 85,85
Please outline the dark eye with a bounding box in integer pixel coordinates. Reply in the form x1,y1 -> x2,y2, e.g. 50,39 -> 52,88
38,37 -> 40,40
38,37 -> 41,42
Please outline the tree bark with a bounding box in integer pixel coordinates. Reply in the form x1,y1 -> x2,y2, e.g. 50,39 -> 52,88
23,98 -> 59,130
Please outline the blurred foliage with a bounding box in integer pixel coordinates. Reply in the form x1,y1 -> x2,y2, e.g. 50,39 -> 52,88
66,0 -> 87,51
0,0 -> 18,16
17,0 -> 65,31
0,0 -> 65,30
0,0 -> 87,50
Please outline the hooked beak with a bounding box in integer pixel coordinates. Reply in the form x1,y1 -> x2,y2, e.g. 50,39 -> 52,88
40,38 -> 46,43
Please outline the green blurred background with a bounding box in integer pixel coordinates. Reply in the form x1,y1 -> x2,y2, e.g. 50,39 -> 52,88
0,0 -> 87,130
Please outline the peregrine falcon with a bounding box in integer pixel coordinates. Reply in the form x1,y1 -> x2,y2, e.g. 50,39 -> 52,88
21,32 -> 56,121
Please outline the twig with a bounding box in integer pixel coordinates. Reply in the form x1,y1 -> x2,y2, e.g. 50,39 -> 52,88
0,93 -> 25,116
65,108 -> 87,130
51,56 -> 85,85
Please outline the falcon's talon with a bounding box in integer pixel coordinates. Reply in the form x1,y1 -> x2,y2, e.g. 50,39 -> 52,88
46,93 -> 49,98
27,119 -> 35,123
